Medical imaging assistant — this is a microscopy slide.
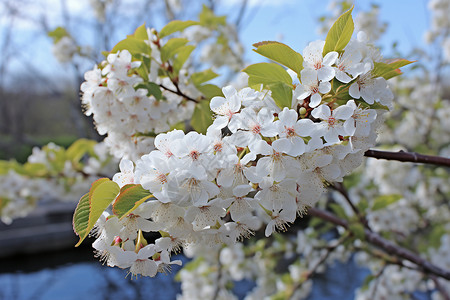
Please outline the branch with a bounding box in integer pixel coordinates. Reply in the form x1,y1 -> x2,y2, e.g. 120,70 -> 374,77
307,207 -> 450,280
364,149 -> 450,168
159,84 -> 199,103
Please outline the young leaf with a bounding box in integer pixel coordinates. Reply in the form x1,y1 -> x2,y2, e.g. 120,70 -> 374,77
112,184 -> 153,219
243,63 -> 293,86
160,38 -> 189,62
372,194 -> 402,211
372,59 -> 415,80
23,163 -> 48,177
48,27 -> 69,43
129,23 -> 148,40
253,41 -> 304,75
111,37 -> 151,57
387,58 -> 415,69
135,82 -> 163,100
159,20 -> 200,39
267,82 -> 293,109
173,45 -> 196,72
323,6 -> 354,55
196,84 -> 223,99
191,100 -> 213,134
66,139 -> 97,164
73,178 -> 120,247
191,69 -> 219,86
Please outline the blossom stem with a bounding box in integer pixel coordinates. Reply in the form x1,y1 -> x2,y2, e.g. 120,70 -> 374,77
307,207 -> 450,280
364,149 -> 450,168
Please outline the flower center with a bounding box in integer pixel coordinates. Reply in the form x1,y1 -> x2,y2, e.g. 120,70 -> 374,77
213,142 -> 223,153
189,150 -> 200,161
328,116 -> 337,127
251,124 -> 261,134
286,127 -> 296,137
157,172 -> 167,184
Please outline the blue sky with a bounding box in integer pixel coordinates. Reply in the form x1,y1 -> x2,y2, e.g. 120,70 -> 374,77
0,0 -> 431,87
232,0 -> 430,63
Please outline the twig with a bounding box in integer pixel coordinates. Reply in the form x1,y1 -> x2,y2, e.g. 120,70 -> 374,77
364,149 -> 450,168
158,84 -> 199,103
331,183 -> 370,229
307,207 -> 450,280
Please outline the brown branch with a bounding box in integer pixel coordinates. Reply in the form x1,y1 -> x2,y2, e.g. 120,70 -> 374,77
307,207 -> 450,281
364,149 -> 450,168
158,84 -> 199,103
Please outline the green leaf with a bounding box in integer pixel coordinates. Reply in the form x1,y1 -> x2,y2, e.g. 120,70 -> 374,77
72,193 -> 90,241
323,6 -> 354,55
135,82 -> 163,100
428,224 -> 446,249
191,69 -> 219,86
160,38 -> 189,62
243,63 -> 293,86
253,41 -> 303,76
349,222 -> 365,240
111,37 -> 151,57
48,27 -> 69,43
329,203 -> 348,219
199,5 -> 226,27
159,20 -> 200,39
372,194 -> 402,211
191,100 -> 213,134
73,178 -> 120,247
23,163 -> 48,177
66,139 -> 97,164
267,82 -> 293,109
372,59 -> 415,80
130,23 -> 148,40
172,45 -> 196,72
112,184 -> 153,219
0,197 -> 10,214
387,58 -> 415,69
196,84 -> 223,99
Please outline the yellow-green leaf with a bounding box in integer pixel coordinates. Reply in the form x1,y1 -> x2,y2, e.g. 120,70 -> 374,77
112,184 -> 153,219
323,6 -> 354,55
191,100 -> 213,134
243,63 -> 293,86
197,84 -> 223,99
111,37 -> 151,57
253,41 -> 303,76
159,20 -> 200,39
66,139 -> 97,164
130,23 -> 148,40
267,82 -> 293,109
135,82 -> 162,100
160,38 -> 189,62
173,45 -> 196,72
191,69 -> 219,86
74,178 -> 120,247
372,194 -> 402,211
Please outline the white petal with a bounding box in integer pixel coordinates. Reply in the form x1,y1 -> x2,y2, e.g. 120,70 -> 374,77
272,138 -> 292,154
318,81 -> 331,94
311,104 -> 331,119
349,82 -> 361,99
222,85 -> 237,99
309,93 -> 322,108
323,51 -> 338,66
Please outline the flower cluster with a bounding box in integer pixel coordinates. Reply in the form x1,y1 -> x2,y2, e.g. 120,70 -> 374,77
89,31 -> 400,278
81,47 -> 196,161
0,142 -> 117,224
